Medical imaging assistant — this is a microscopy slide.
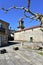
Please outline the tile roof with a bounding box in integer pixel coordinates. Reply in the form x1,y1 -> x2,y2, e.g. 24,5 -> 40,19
15,25 -> 41,33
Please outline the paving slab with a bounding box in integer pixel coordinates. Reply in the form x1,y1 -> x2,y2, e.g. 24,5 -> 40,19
0,43 -> 43,65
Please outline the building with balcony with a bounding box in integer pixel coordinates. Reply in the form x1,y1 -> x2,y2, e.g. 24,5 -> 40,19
0,20 -> 9,46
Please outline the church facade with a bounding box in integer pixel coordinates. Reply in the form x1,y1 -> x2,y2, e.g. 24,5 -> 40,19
14,18 -> 43,43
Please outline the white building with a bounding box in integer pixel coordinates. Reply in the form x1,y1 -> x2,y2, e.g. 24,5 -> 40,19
14,18 -> 43,43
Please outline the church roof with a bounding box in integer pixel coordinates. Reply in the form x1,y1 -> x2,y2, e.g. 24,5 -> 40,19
15,25 -> 41,33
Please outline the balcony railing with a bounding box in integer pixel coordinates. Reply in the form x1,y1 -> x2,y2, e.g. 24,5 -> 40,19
0,27 -> 5,33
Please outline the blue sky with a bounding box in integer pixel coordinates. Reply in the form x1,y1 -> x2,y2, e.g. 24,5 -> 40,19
0,0 -> 43,30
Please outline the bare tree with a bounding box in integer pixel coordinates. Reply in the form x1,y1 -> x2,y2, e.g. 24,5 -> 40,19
1,0 -> 43,26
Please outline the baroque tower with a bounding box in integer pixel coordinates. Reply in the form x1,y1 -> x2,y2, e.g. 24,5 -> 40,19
17,18 -> 25,30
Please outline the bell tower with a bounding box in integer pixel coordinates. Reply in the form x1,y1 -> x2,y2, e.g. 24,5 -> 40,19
17,18 -> 25,30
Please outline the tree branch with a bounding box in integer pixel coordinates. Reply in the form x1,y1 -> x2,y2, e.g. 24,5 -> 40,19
24,11 -> 38,21
28,0 -> 30,10
1,0 -> 43,26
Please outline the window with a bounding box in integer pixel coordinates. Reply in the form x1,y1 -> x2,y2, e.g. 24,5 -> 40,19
0,23 -> 3,28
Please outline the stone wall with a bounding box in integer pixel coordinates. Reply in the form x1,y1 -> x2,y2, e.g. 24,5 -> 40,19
0,20 -> 9,46
14,28 -> 43,43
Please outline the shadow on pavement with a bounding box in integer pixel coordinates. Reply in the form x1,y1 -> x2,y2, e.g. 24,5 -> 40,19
0,41 -> 19,48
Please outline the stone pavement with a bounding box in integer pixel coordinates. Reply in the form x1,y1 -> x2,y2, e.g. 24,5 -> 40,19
0,43 -> 43,65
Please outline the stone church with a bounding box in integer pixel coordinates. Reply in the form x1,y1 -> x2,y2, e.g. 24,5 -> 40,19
14,18 -> 43,43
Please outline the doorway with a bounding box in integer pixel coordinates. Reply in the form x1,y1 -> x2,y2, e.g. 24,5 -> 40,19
30,37 -> 33,42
